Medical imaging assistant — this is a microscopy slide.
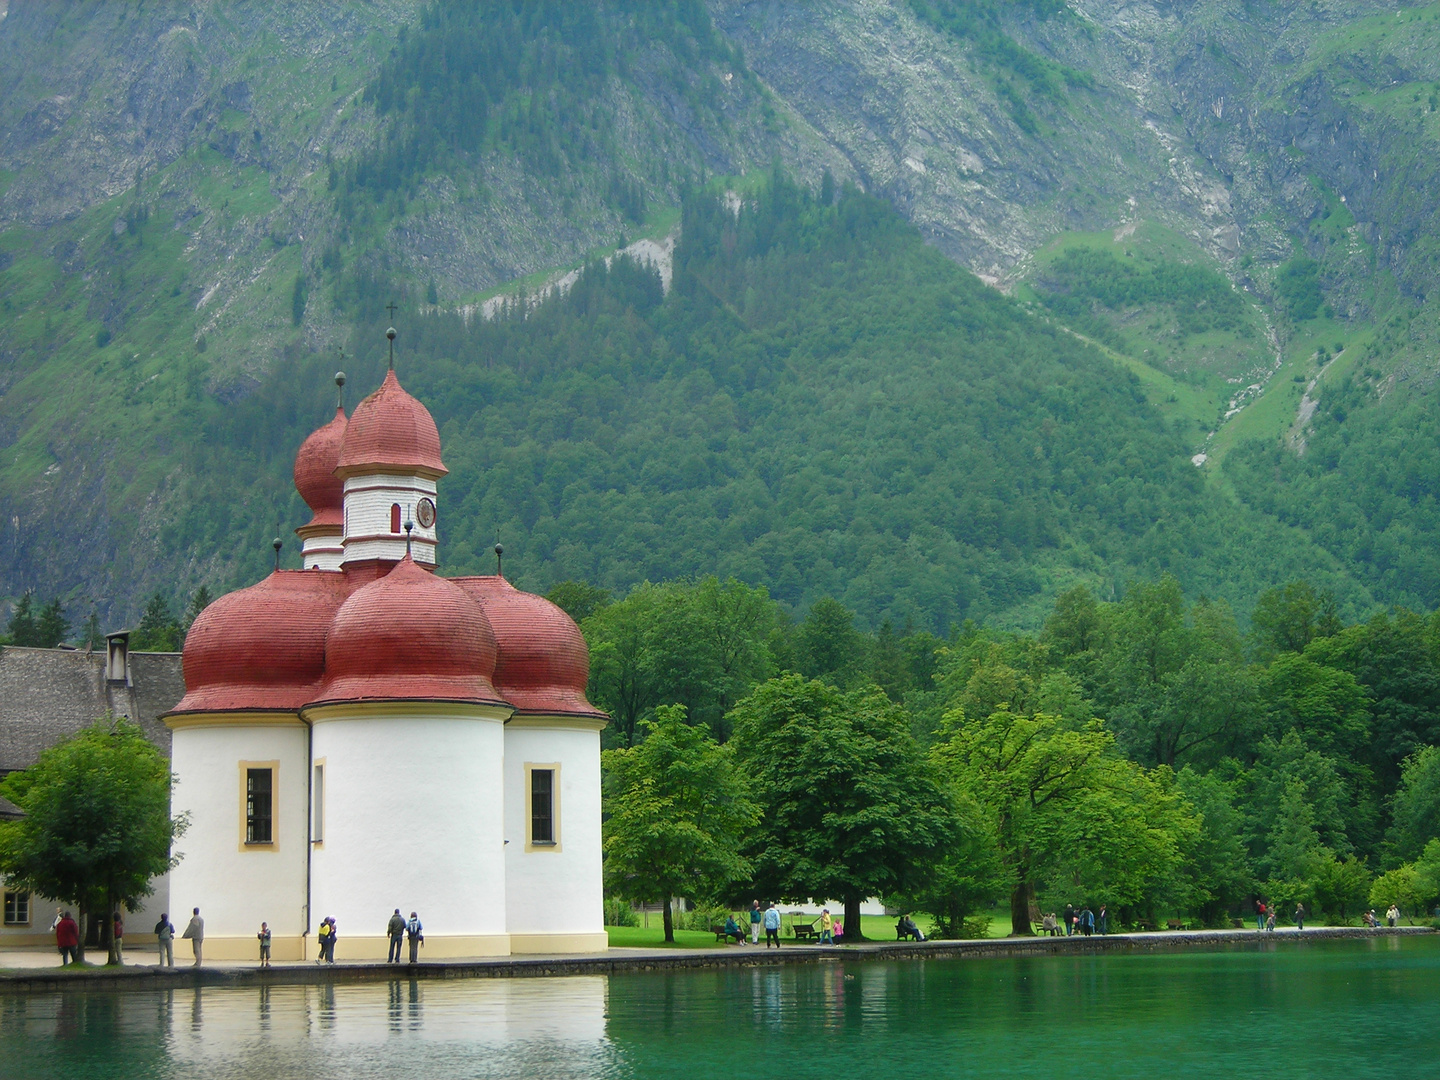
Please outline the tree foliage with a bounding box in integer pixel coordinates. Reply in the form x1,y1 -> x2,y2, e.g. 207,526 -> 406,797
0,718 -> 186,964
728,675 -> 956,937
601,705 -> 757,941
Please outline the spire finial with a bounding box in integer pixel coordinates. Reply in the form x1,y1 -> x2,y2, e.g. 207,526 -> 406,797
335,359 -> 346,410
272,530 -> 282,571
386,325 -> 396,370
404,514 -> 415,558
494,541 -> 504,577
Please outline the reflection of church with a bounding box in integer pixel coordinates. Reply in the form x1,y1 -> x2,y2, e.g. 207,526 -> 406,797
165,342 -> 608,960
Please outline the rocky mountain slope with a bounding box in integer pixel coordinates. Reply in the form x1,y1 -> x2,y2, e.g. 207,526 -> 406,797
0,0 -> 1437,626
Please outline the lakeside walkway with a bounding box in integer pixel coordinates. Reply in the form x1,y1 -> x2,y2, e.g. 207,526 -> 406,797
1,925 -> 1431,992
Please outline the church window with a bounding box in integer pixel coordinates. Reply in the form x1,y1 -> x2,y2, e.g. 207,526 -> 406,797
312,761 -> 325,843
390,503 -> 402,534
3,890 -> 29,926
246,767 -> 273,845
527,764 -> 559,849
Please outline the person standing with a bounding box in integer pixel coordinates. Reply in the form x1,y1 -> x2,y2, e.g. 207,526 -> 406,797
1256,900 -> 1267,932
256,922 -> 272,967
1080,906 -> 1093,937
1098,905 -> 1108,936
763,902 -> 781,948
113,910 -> 125,962
749,900 -> 762,945
154,913 -> 175,967
1294,903 -> 1305,931
182,908 -> 205,966
387,909 -> 406,963
55,910 -> 79,966
406,911 -> 424,964
325,917 -> 338,963
1387,904 -> 1400,927
819,908 -> 834,945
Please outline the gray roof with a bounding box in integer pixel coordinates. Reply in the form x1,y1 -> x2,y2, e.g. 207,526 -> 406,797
0,646 -> 184,773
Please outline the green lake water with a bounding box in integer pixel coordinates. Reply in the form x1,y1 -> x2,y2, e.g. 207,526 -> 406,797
2,937 -> 1438,1079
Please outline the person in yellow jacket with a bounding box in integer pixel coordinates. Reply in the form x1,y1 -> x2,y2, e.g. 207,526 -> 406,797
819,908 -> 834,945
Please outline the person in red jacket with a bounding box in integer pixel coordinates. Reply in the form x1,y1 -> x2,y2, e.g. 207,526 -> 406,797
55,911 -> 79,965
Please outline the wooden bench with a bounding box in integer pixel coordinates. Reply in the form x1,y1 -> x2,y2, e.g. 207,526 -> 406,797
712,925 -> 742,944
791,923 -> 817,941
1136,919 -> 1157,932
1166,919 -> 1186,931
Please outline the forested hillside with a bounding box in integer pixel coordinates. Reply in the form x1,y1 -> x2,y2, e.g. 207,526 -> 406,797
0,0 -> 1439,632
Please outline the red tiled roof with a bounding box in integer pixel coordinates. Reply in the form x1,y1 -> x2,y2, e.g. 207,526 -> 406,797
335,370 -> 446,478
312,556 -> 503,706
293,406 -> 347,519
453,576 -> 605,719
172,570 -> 351,713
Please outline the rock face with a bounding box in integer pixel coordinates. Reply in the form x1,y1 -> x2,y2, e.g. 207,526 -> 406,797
0,0 -> 1436,619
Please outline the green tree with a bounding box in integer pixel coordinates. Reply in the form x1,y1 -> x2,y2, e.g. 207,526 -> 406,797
546,580 -> 612,624
601,705 -> 758,942
1250,580 -> 1340,660
7,592 -> 36,646
182,586 -> 213,633
1369,865 -> 1424,923
1412,839 -> 1440,913
1174,766 -> 1253,925
1389,745 -> 1440,862
729,675 -> 956,938
35,599 -> 69,648
585,578 -> 775,744
0,717 -> 186,964
131,593 -> 182,651
886,790 -> 1006,938
793,598 -> 868,689
1311,854 -> 1371,924
1088,578 -> 1258,768
932,708 -> 1196,934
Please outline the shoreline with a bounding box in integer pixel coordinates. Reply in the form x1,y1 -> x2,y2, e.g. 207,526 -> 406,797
0,925 -> 1431,993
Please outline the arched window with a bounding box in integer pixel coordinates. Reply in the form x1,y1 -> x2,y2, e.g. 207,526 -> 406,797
390,503 -> 402,534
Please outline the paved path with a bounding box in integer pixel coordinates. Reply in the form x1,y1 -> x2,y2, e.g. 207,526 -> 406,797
2,925 -> 1430,990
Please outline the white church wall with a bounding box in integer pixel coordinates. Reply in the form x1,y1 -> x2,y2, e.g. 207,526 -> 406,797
167,720 -> 310,960
309,704 -> 510,959
503,721 -> 606,953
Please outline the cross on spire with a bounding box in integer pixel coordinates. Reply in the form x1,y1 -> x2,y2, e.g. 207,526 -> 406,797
386,301 -> 398,321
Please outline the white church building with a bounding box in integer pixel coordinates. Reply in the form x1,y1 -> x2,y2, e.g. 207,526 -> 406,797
164,347 -> 608,961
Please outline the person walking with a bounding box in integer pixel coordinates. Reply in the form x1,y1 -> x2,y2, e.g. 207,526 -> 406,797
154,913 -> 175,967
387,909 -> 406,963
257,922 -> 272,967
324,917 -> 338,962
1097,905 -> 1108,936
1081,906 -> 1094,937
749,900 -> 762,945
1387,904 -> 1400,927
1294,903 -> 1305,931
819,908 -> 834,945
55,910 -> 79,966
406,911 -> 424,964
1063,903 -> 1075,937
763,902 -> 781,948
182,908 -> 205,966
112,910 -> 125,962
1255,900 -> 1267,932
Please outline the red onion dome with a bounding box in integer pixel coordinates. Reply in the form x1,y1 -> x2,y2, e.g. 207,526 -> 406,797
171,571 -> 350,714
315,555 -> 502,705
452,576 -> 606,719
335,369 -> 446,478
294,407 -> 347,528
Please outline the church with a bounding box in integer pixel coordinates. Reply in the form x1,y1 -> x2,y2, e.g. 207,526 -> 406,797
164,336 -> 608,961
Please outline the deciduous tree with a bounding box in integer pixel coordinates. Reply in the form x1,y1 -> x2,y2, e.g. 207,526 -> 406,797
730,675 -> 955,938
602,705 -> 758,942
0,717 -> 186,964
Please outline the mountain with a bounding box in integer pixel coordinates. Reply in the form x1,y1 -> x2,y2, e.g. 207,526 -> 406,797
0,0 -> 1437,628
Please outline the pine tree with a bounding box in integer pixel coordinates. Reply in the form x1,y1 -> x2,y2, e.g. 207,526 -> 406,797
7,592 -> 36,647
35,599 -> 69,648
131,593 -> 182,652
182,586 -> 212,632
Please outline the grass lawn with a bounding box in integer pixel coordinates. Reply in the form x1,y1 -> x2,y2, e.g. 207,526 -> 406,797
608,907 -> 1021,948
